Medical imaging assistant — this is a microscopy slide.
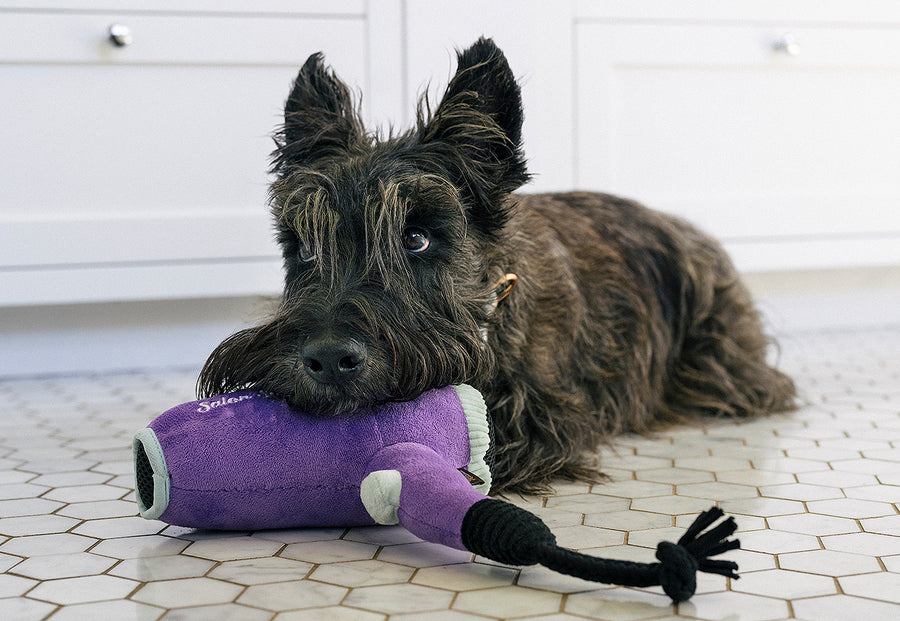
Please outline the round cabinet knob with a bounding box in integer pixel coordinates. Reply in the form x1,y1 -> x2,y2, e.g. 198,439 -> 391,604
108,23 -> 133,47
771,33 -> 800,56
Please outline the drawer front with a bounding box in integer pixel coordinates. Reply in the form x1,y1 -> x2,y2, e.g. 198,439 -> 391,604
0,10 -> 366,303
0,9 -> 365,65
576,22 -> 900,269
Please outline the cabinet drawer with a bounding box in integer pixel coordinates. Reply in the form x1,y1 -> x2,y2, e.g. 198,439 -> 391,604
0,9 -> 366,304
0,8 -> 365,65
576,22 -> 900,269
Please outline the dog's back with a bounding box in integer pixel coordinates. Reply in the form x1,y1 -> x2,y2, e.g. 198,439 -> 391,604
483,191 -> 795,489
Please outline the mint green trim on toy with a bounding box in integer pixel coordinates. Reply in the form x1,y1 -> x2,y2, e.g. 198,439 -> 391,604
360,469 -> 402,525
133,427 -> 171,520
453,384 -> 492,493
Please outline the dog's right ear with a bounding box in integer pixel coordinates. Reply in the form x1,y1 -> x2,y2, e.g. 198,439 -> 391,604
272,53 -> 363,172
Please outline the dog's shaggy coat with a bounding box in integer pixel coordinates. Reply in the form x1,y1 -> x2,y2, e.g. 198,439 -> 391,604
199,38 -> 796,492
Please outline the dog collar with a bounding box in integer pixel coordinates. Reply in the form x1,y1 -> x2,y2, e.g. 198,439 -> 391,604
480,273 -> 518,341
485,273 -> 517,315
493,273 -> 518,305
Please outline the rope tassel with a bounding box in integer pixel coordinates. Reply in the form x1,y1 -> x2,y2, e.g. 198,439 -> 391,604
461,500 -> 741,603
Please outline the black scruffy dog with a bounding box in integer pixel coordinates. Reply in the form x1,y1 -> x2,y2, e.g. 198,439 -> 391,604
199,38 -> 796,492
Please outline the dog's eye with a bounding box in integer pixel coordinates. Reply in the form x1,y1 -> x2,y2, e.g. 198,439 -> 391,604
402,228 -> 430,253
298,242 -> 317,263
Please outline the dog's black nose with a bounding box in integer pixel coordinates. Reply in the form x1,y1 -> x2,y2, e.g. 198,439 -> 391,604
301,337 -> 368,385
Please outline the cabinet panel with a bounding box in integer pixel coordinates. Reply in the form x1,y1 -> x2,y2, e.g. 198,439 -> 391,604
0,11 -> 366,304
576,23 -> 900,269
3,65 -> 297,220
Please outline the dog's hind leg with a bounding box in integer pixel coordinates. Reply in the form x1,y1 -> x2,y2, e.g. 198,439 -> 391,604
659,240 -> 797,422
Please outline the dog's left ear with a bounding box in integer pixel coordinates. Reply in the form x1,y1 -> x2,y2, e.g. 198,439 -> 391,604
420,38 -> 530,232
273,52 -> 363,173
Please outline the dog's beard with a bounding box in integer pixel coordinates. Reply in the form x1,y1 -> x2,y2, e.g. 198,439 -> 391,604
197,307 -> 494,416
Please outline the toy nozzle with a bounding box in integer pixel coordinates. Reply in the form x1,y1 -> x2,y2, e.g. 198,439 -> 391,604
133,428 -> 171,520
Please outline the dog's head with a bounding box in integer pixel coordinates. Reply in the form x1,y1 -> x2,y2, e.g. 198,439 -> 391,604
198,38 -> 529,414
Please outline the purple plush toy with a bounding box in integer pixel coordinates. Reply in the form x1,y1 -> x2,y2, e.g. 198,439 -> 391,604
134,385 -> 741,602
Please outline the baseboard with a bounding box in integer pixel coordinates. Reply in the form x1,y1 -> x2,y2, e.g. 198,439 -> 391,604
0,296 -> 276,378
744,265 -> 900,334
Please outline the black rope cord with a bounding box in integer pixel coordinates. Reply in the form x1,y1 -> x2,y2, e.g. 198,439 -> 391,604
461,499 -> 740,602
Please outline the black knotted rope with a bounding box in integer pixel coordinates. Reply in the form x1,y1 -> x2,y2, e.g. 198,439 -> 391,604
461,499 -> 740,602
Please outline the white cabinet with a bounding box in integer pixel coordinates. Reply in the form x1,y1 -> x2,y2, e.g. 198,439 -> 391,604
2,1 -> 898,310
574,8 -> 900,271
0,1 -> 400,306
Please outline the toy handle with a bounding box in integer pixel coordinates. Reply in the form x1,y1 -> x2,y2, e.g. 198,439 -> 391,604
358,442 -> 741,603
362,442 -> 488,550
461,500 -> 740,602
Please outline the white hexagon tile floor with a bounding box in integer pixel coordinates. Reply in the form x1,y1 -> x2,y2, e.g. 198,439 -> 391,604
1,326 -> 899,620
